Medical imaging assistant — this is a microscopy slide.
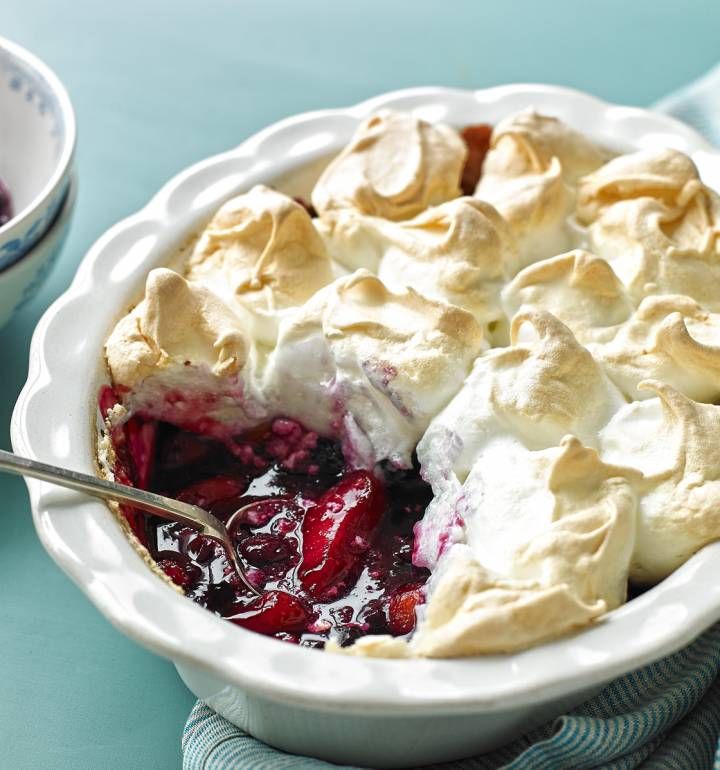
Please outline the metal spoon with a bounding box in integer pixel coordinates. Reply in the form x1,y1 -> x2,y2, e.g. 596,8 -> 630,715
0,448 -> 261,596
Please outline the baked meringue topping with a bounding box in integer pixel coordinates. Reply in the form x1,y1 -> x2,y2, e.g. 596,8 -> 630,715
502,249 -> 634,344
475,109 -> 607,268
101,109 -> 720,659
588,294 -> 720,403
187,185 -> 335,346
576,148 -> 720,306
409,437 -> 636,656
311,110 -> 467,221
414,311 -> 626,568
264,270 -> 484,467
105,268 -> 264,433
317,197 -> 518,337
599,381 -> 720,584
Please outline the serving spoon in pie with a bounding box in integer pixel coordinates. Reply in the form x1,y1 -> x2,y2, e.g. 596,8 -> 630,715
0,448 -> 262,596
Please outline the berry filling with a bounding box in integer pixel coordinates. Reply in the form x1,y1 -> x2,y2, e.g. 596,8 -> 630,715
293,196 -> 317,218
99,388 -> 431,648
460,123 -> 493,196
0,177 -> 13,227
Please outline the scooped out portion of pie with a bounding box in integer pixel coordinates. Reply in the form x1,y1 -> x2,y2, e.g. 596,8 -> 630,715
100,108 -> 720,657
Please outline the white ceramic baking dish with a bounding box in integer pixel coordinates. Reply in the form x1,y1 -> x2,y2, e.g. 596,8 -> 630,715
12,86 -> 720,768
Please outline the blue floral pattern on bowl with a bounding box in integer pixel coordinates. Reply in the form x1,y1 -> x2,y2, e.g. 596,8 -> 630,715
0,181 -> 68,270
0,39 -> 74,272
0,175 -> 76,330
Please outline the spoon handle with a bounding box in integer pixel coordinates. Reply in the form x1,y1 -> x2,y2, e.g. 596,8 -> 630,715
0,448 -> 220,534
0,448 -> 261,595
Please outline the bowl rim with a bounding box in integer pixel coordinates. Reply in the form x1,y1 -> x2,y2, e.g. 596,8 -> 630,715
0,36 -> 76,240
0,173 -> 77,278
3,171 -> 77,271
12,84 -> 720,717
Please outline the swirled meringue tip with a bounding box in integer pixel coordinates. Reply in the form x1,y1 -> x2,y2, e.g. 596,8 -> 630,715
475,109 -> 607,269
263,270 -> 485,468
186,185 -> 334,346
576,148 -> 720,304
502,249 -> 634,344
317,196 -> 519,330
587,294 -> 720,403
576,148 -> 707,223
106,268 -> 249,389
494,310 -> 624,449
485,109 -> 609,184
311,109 -> 467,221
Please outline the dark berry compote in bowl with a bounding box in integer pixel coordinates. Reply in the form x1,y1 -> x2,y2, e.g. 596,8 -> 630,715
100,388 -> 431,649
0,177 -> 13,226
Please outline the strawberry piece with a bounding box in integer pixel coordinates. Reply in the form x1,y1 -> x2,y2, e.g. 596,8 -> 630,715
299,470 -> 385,601
107,416 -> 157,545
98,385 -> 120,418
227,590 -> 312,635
387,584 -> 425,636
125,417 -> 157,490
186,534 -> 222,563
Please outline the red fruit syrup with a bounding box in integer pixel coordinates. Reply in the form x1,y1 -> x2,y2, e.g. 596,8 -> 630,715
99,389 -> 431,649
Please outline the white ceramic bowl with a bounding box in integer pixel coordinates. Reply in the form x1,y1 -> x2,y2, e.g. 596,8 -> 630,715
0,37 -> 76,270
12,86 -> 720,768
0,174 -> 76,329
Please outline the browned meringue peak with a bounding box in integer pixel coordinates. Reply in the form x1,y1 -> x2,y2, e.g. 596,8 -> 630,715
415,311 -> 625,508
475,110 -> 606,269
411,557 -> 606,656
587,294 -> 720,402
106,268 -> 250,389
316,197 -> 519,330
263,270 -> 485,467
494,311 -> 625,449
599,380 -> 720,584
502,249 -> 634,345
575,148 -> 720,305
576,148 -> 709,221
311,110 -> 467,221
186,185 -> 334,343
411,439 -> 636,656
414,314 -> 627,571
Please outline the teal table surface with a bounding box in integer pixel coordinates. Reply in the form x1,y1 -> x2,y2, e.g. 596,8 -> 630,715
2,1 -> 719,767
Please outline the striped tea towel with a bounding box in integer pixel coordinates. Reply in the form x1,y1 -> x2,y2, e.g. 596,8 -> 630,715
183,622 -> 720,769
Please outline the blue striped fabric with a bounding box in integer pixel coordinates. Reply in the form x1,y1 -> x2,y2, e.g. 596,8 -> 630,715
183,623 -> 720,769
653,63 -> 720,147
183,69 -> 720,770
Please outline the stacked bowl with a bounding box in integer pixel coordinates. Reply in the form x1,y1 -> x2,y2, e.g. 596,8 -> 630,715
0,36 -> 76,328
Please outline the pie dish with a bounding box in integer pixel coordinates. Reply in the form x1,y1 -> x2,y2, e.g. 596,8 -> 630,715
12,86 -> 720,768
